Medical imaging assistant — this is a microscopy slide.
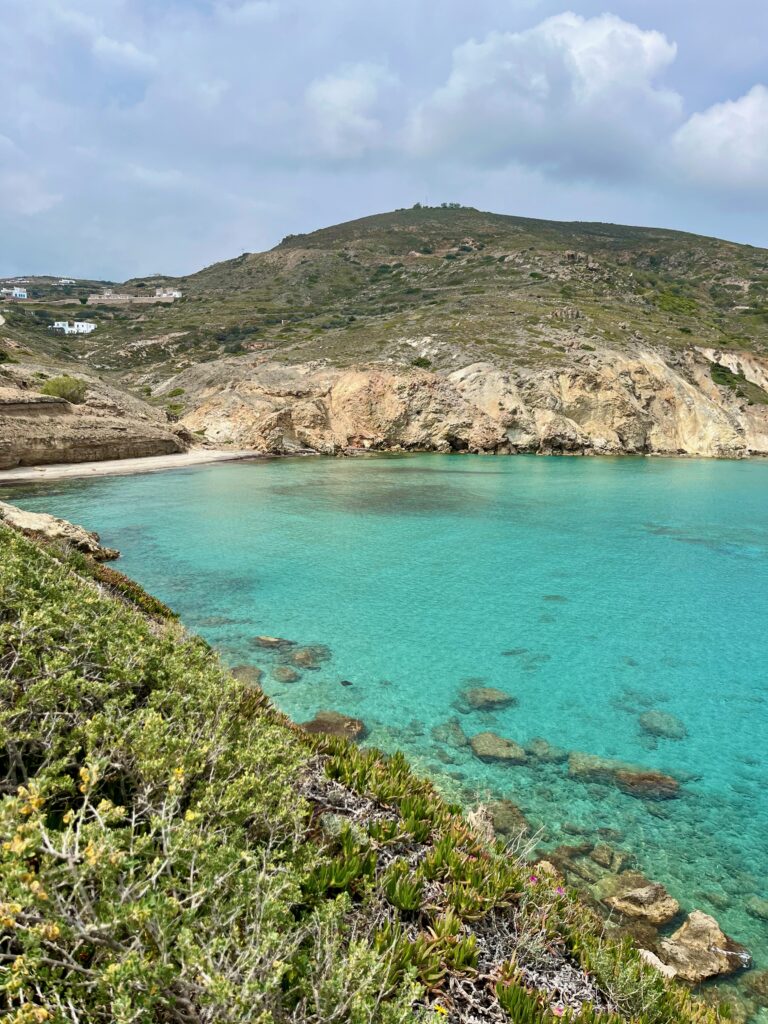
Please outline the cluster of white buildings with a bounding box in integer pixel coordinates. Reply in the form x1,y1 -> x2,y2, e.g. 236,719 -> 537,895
155,287 -> 182,299
49,320 -> 97,335
0,286 -> 28,299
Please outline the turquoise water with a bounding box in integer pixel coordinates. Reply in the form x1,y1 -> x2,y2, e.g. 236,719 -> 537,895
3,453 -> 768,1008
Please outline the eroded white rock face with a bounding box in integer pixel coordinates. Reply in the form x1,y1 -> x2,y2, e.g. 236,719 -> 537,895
177,347 -> 768,459
0,502 -> 119,560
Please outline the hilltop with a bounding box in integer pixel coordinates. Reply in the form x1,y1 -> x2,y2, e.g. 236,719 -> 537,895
2,206 -> 768,464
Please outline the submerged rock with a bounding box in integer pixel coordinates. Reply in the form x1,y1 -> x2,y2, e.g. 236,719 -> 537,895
272,665 -> 300,683
289,644 -> 332,670
590,844 -> 634,874
231,664 -> 264,687
300,710 -> 368,742
525,737 -> 569,764
659,911 -> 752,983
470,731 -> 527,765
488,799 -> 530,839
614,768 -> 680,801
746,895 -> 768,922
431,717 -> 469,749
639,710 -> 687,741
568,752 -> 680,800
455,686 -> 517,713
253,635 -> 295,649
745,969 -> 768,1005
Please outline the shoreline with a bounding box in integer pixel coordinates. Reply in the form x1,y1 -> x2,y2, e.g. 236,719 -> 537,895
0,447 -> 262,485
1,445 -> 766,489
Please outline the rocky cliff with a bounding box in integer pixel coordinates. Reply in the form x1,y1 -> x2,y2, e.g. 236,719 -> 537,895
0,364 -> 189,469
175,345 -> 768,459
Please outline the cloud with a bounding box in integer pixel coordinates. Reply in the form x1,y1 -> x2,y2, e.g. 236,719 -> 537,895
216,1 -> 281,24
3,0 -> 768,278
672,84 -> 768,194
91,34 -> 157,72
305,64 -> 396,158
405,13 -> 681,181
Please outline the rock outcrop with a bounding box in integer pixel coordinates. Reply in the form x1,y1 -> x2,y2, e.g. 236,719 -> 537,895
0,501 -> 119,560
568,752 -> 681,800
470,732 -> 527,764
639,710 -> 687,741
602,878 -> 681,927
300,710 -> 368,742
659,911 -> 752,983
172,346 -> 768,459
0,366 -> 188,470
456,686 -> 517,712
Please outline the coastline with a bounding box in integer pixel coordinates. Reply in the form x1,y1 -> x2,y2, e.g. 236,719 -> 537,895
0,447 -> 261,485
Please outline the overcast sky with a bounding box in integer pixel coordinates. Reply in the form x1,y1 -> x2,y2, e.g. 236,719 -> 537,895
2,0 -> 768,279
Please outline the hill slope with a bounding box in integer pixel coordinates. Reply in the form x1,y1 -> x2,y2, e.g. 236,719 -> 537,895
3,206 -> 768,462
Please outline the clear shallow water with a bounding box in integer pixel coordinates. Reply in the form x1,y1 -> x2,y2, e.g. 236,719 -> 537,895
4,454 -> 768,1007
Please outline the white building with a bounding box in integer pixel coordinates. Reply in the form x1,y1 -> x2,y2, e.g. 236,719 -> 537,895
155,287 -> 182,299
0,286 -> 28,299
57,278 -> 76,286
50,320 -> 96,335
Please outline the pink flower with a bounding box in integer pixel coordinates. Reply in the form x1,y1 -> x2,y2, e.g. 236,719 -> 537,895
556,886 -> 566,896
552,1007 -> 565,1018
528,874 -> 539,884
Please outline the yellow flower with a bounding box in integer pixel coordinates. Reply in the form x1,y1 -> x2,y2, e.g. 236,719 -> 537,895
433,1006 -> 448,1016
62,810 -> 75,824
184,809 -> 200,822
39,923 -> 60,941
5,833 -> 29,855
0,902 -> 22,928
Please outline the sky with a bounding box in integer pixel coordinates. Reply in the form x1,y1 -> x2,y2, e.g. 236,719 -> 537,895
2,0 -> 768,280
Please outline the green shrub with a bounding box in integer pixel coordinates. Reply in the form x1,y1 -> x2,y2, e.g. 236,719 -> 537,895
0,527 -> 422,1024
411,356 -> 432,369
711,362 -> 768,404
39,375 -> 88,404
167,386 -> 185,397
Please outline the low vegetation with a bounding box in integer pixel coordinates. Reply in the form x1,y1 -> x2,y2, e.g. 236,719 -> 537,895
0,526 -> 728,1022
38,376 -> 88,405
3,207 -> 767,389
710,363 -> 768,405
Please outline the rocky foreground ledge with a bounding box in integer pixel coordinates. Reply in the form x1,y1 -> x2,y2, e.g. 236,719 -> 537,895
0,500 -> 119,560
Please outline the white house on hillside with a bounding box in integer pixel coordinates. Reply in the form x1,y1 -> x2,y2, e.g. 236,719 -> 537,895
57,278 -> 76,285
50,320 -> 97,335
0,286 -> 27,299
155,287 -> 182,299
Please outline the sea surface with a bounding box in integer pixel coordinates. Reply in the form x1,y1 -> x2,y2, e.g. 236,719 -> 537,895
3,453 -> 768,1013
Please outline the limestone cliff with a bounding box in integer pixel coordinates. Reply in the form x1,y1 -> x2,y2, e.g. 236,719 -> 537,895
0,364 -> 189,469
0,500 -> 119,560
176,345 -> 768,459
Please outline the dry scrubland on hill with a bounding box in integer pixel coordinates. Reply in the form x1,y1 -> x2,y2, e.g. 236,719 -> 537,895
3,206 -> 768,465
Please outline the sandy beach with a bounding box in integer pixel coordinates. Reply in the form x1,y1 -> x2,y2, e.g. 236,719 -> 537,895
0,448 -> 261,485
